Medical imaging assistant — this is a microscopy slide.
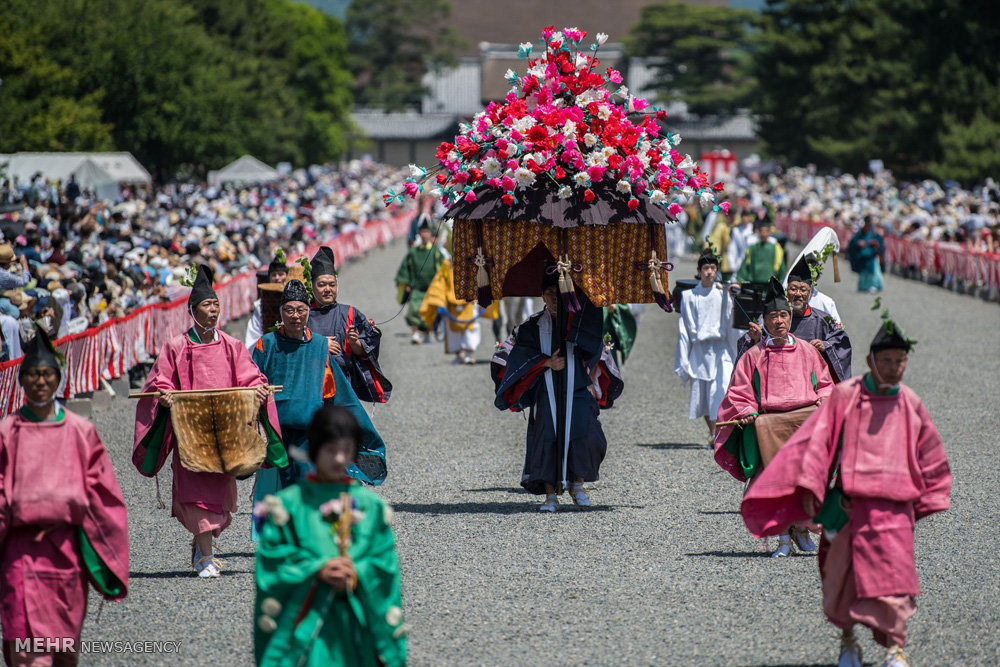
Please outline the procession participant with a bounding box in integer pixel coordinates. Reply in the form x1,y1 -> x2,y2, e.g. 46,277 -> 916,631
714,277 -> 834,556
675,249 -> 739,446
848,215 -> 886,294
782,230 -> 843,324
395,219 -> 444,344
418,258 -> 497,365
244,254 -> 290,348
1,326 -> 129,665
736,218 -> 786,286
132,264 -> 282,578
603,303 -> 638,369
251,280 -> 386,539
737,255 -> 853,383
706,213 -> 733,280
254,406 -> 405,667
307,247 -> 392,403
740,312 -> 950,667
492,270 -> 623,512
726,210 -> 755,280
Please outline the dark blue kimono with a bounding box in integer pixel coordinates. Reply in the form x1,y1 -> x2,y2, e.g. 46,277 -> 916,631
492,297 -> 623,494
309,302 -> 392,403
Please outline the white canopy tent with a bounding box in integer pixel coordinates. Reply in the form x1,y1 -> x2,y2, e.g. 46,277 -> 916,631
209,155 -> 280,186
0,152 -> 151,185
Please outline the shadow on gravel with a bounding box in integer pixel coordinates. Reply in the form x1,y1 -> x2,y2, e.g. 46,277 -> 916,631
130,569 -> 252,579
699,510 -> 739,515
217,552 -> 256,558
462,486 -> 530,494
635,442 -> 706,450
392,502 -> 622,515
685,550 -> 770,558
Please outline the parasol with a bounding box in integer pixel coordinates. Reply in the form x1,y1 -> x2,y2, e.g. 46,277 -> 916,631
387,26 -> 731,491
783,226 -> 842,287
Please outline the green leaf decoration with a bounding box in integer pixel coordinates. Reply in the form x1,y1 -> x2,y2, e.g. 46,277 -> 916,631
274,248 -> 287,264
297,256 -> 313,296
179,263 -> 198,287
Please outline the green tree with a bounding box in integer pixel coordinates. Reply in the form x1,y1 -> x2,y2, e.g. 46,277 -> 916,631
753,0 -> 1000,183
627,2 -> 756,117
345,0 -> 466,111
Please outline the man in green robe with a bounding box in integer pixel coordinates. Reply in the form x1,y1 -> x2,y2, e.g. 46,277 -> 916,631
395,218 -> 444,344
254,406 -> 405,667
736,219 -> 786,286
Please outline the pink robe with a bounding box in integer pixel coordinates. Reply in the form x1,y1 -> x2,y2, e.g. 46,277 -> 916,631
0,410 -> 129,642
713,335 -> 834,480
132,330 -> 280,536
740,376 -> 951,644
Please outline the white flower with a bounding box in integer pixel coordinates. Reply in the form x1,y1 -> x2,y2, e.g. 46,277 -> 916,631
573,171 -> 591,187
562,121 -> 577,138
575,53 -> 589,69
616,180 -> 631,194
596,32 -> 609,45
673,132 -> 683,146
583,133 -> 598,148
386,606 -> 404,627
597,106 -> 612,121
519,41 -> 533,53
504,69 -> 517,83
407,164 -> 425,179
483,157 -> 502,178
700,189 -> 716,208
677,156 -> 696,176
262,495 -> 289,526
448,150 -> 460,163
602,146 -> 616,159
615,86 -> 629,99
557,185 -> 572,199
682,186 -> 696,199
649,190 -> 668,205
513,116 -> 536,133
551,31 -> 563,43
528,63 -> 546,79
514,167 -> 536,188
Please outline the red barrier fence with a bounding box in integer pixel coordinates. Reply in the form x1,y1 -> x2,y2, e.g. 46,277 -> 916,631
0,212 -> 412,416
775,216 -> 1000,292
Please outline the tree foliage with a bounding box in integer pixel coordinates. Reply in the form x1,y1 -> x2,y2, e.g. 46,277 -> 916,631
752,0 -> 1000,183
627,2 -> 756,117
345,0 -> 466,111
0,0 -> 354,179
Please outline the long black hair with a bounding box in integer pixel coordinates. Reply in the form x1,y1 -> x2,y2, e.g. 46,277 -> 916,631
307,405 -> 361,463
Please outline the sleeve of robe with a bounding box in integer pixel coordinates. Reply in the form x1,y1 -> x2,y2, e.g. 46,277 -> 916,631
325,355 -> 387,486
343,308 -> 392,404
712,349 -> 765,480
910,398 -> 952,520
418,267 -> 449,331
493,318 -> 547,412
131,341 -> 180,476
80,420 -> 130,600
244,301 -> 263,349
349,491 -> 406,667
674,298 -> 694,382
813,310 -> 853,383
0,420 -> 10,546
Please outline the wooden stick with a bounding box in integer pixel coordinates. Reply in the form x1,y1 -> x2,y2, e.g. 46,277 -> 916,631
832,252 -> 841,283
128,385 -> 282,398
715,419 -> 744,428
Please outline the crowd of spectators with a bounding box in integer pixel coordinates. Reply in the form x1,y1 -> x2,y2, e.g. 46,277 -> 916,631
741,167 -> 1000,253
0,160 -> 409,362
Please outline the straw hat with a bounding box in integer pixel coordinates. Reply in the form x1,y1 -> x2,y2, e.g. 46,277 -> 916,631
0,243 -> 16,264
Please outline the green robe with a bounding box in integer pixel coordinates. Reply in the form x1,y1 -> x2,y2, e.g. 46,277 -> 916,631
602,305 -> 637,366
736,240 -> 786,284
255,480 -> 405,667
395,243 -> 444,330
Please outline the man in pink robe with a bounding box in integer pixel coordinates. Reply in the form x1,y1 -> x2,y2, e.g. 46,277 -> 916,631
132,265 -> 282,578
1,326 -> 129,666
714,277 -> 833,556
740,315 -> 950,667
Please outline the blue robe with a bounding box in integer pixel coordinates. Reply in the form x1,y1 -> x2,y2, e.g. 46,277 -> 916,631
736,306 -> 853,383
492,297 -> 622,494
250,328 -> 387,537
848,229 -> 885,292
308,302 -> 392,403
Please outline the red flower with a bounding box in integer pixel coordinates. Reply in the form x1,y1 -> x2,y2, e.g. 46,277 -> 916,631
435,142 -> 455,162
554,166 -> 566,180
469,168 -> 485,183
627,198 -> 639,211
713,182 -> 725,192
436,173 -> 448,185
583,189 -> 595,202
502,193 -> 516,206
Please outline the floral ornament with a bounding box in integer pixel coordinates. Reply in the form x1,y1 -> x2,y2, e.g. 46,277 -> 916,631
386,26 -> 728,216
179,263 -> 198,287
253,494 -> 290,528
870,296 -> 917,346
603,332 -> 616,352
320,495 -> 365,553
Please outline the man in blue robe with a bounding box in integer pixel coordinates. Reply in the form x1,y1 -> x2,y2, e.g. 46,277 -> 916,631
491,271 -> 623,512
307,246 -> 392,403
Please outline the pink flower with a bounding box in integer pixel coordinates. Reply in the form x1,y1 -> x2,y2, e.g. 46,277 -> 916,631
501,176 -> 516,190
454,172 -> 469,184
464,190 -> 478,203
587,165 -> 606,182
668,202 -> 683,217
607,68 -> 623,84
720,201 -> 731,215
403,181 -> 419,198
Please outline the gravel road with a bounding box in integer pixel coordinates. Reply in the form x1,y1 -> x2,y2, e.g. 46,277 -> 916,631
76,237 -> 999,666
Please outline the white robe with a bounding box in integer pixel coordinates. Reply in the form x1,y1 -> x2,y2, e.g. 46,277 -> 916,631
727,224 -> 754,277
244,300 -> 263,349
444,318 -> 481,354
675,283 -> 738,420
809,289 -> 841,326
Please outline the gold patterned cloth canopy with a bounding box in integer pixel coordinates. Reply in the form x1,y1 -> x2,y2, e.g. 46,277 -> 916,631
446,182 -> 674,309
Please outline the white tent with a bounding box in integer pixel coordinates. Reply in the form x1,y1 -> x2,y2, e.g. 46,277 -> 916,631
0,152 -> 151,185
209,155 -> 280,186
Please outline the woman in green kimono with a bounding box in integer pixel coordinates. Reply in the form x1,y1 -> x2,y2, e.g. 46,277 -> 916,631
254,406 -> 406,667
